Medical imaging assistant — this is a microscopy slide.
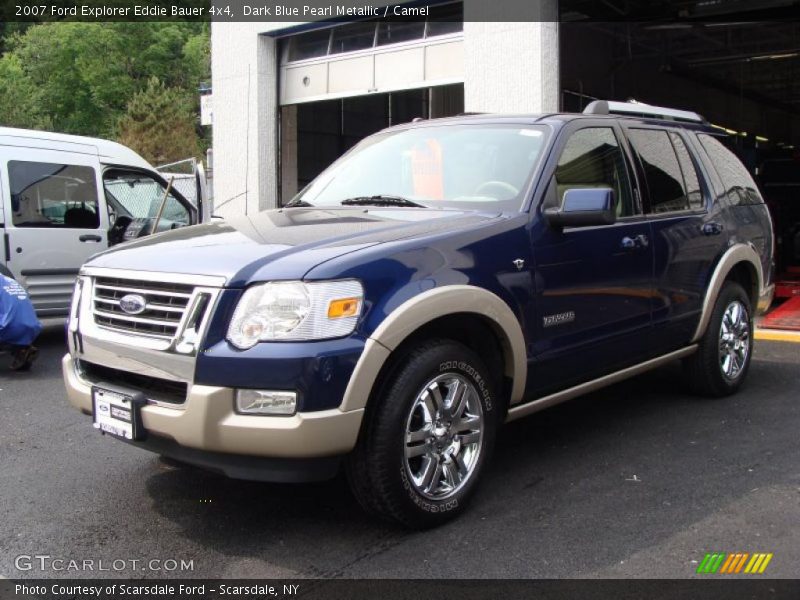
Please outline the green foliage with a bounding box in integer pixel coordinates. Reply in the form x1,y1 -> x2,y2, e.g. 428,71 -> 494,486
0,53 -> 52,130
117,77 -> 201,164
0,22 -> 209,161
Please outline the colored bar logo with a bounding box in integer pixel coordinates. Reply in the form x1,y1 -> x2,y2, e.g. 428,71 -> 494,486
697,552 -> 773,574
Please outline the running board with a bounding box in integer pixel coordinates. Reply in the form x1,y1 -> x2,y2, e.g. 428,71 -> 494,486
505,345 -> 698,423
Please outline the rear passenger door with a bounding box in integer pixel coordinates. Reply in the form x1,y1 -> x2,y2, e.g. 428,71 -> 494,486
621,125 -> 716,350
528,122 -> 654,395
1,150 -> 108,316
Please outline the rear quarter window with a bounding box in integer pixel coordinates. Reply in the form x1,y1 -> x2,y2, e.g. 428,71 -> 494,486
627,128 -> 696,214
697,134 -> 763,206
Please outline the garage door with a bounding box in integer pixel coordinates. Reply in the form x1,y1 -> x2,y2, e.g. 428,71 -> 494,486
278,7 -> 464,105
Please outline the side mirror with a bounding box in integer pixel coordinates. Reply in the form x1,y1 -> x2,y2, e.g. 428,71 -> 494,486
544,188 -> 616,228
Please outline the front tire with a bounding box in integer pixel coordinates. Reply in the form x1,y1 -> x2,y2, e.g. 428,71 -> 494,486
346,339 -> 498,529
684,281 -> 754,397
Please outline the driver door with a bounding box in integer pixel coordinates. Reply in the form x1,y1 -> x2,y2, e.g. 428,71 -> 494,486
527,122 -> 655,396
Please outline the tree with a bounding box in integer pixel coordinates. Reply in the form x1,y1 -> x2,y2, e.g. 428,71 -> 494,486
0,22 -> 210,156
0,53 -> 51,130
116,76 -> 201,165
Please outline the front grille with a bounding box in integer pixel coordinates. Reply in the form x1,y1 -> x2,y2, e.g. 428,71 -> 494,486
92,277 -> 194,340
79,360 -> 188,405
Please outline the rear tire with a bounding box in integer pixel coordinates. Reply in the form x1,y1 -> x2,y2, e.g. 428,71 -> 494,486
684,281 -> 753,397
346,339 -> 498,529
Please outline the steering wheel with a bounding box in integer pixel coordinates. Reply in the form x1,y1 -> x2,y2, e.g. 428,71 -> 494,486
474,180 -> 519,199
108,215 -> 133,246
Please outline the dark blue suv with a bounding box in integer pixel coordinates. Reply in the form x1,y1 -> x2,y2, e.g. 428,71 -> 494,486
64,101 -> 774,528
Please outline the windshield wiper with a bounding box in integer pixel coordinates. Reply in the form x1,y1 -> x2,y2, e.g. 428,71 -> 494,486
340,195 -> 428,208
284,199 -> 314,208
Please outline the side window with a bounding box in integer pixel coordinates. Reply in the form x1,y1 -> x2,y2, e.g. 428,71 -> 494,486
627,129 -> 691,214
553,127 -> 635,217
697,134 -> 763,206
9,161 -> 99,229
669,133 -> 704,210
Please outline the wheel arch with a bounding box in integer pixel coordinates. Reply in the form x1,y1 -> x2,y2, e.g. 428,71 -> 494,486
691,244 -> 765,344
340,285 -> 527,412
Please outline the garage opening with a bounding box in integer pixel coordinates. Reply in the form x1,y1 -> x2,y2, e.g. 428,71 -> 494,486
276,3 -> 465,203
282,84 -> 464,196
559,7 -> 800,319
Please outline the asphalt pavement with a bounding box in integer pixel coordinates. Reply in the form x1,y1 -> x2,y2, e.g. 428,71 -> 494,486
1,326 -> 798,579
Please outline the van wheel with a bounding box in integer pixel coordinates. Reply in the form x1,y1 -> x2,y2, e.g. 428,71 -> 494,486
346,339 -> 498,529
684,281 -> 753,397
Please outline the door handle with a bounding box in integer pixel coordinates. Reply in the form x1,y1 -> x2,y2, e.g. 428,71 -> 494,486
620,234 -> 649,250
79,234 -> 102,243
702,222 -> 724,236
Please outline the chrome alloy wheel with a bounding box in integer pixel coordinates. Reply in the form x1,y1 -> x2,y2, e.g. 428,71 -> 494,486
719,300 -> 750,381
403,373 -> 484,500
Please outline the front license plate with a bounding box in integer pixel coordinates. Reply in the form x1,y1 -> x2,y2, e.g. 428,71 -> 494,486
92,387 -> 142,440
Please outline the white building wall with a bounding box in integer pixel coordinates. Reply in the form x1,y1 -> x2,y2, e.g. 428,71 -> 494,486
463,21 -> 559,114
211,1 -> 559,215
211,22 -> 295,216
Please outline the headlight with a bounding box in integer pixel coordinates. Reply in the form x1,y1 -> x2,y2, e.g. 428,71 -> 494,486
227,280 -> 363,349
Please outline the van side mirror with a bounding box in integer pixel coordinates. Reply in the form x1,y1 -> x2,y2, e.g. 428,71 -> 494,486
543,188 -> 616,228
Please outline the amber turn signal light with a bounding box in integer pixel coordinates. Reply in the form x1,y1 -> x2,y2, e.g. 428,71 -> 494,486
327,297 -> 361,319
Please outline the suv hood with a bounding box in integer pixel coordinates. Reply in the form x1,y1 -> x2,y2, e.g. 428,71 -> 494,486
86,207 -> 502,286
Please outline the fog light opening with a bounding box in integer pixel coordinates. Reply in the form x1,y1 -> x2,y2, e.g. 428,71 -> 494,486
236,389 -> 297,416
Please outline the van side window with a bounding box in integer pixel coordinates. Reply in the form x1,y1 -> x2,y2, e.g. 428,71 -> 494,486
627,129 -> 693,214
668,132 -> 704,210
9,161 -> 99,229
697,134 -> 763,206
553,127 -> 635,217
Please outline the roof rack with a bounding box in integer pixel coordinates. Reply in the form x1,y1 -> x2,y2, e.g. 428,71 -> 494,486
582,100 -> 706,124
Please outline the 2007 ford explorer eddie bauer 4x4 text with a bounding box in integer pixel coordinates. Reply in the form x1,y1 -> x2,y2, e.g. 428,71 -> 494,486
64,101 -> 774,528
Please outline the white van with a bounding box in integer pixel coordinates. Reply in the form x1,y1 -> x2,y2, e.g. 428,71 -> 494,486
0,127 -> 207,317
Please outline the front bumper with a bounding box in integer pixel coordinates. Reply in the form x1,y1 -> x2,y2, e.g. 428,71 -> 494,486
63,353 -> 364,463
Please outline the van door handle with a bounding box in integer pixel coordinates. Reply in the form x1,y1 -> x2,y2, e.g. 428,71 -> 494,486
79,234 -> 102,243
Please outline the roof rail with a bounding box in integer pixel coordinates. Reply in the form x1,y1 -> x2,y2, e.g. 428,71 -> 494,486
583,100 -> 706,124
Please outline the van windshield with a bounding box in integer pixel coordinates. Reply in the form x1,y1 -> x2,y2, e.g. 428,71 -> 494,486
103,170 -> 190,225
290,124 -> 549,212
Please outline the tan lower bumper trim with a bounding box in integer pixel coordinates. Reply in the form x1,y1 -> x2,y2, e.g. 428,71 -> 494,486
62,354 -> 364,458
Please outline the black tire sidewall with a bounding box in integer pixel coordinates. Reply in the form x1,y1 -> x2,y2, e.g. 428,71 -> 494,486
705,282 -> 754,394
370,341 -> 498,527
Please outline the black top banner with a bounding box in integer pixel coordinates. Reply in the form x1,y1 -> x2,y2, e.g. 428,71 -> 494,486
1,0 -> 798,23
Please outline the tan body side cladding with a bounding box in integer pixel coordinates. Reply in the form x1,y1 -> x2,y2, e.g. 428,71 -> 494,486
340,285 -> 528,412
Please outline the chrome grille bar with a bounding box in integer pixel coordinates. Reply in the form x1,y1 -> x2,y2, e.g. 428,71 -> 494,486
92,276 -> 195,340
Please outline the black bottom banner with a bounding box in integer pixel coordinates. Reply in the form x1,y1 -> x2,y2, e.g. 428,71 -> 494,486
2,579 -> 800,600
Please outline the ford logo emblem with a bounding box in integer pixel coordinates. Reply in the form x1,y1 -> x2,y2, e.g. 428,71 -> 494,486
119,294 -> 147,315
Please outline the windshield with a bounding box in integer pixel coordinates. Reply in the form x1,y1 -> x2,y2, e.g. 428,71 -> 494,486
292,124 -> 549,211
103,170 -> 191,224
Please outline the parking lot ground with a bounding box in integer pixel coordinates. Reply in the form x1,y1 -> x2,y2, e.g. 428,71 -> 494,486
1,327 -> 798,579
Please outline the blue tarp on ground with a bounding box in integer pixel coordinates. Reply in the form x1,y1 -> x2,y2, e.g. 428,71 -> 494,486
0,275 -> 41,346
